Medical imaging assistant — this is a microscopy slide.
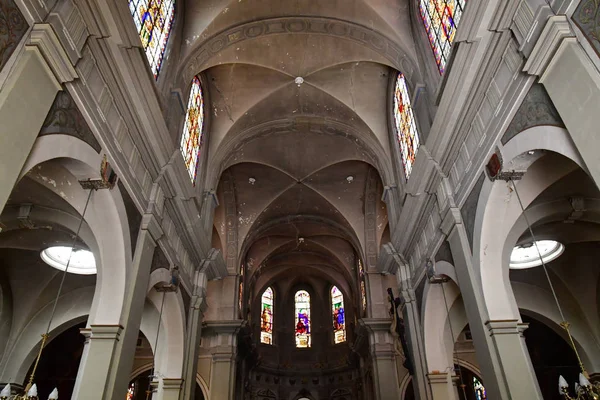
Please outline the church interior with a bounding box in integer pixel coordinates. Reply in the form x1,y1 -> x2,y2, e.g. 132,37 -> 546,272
1,0 -> 600,399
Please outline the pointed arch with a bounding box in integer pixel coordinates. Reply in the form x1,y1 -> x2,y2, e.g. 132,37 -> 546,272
260,287 -> 274,344
331,286 -> 346,344
393,72 -> 420,179
180,76 -> 205,184
419,0 -> 466,74
294,290 -> 311,348
129,0 -> 175,78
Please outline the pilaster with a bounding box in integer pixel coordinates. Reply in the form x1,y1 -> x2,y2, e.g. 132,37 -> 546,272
427,372 -> 459,400
204,320 -> 243,400
361,318 -> 402,400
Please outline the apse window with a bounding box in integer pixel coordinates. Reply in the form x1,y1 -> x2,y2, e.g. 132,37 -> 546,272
509,240 -> 564,269
260,287 -> 274,345
128,0 -> 175,79
331,286 -> 346,344
294,290 -> 311,348
180,76 -> 205,184
41,246 -> 96,275
393,73 -> 420,179
419,0 -> 466,74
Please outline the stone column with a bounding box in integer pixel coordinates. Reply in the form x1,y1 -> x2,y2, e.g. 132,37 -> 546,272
445,214 -> 542,399
0,25 -> 72,212
428,372 -> 459,400
205,321 -> 243,400
180,271 -> 208,400
396,261 -> 433,400
361,319 -> 402,400
160,378 -> 183,400
72,214 -> 162,400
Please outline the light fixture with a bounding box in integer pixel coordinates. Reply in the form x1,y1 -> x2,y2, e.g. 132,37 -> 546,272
248,177 -> 256,185
346,176 -> 354,183
503,174 -> 600,399
509,240 -> 564,269
294,77 -> 304,86
41,246 -> 96,275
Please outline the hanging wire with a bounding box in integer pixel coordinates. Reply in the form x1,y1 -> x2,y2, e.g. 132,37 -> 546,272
25,188 -> 94,392
509,179 -> 566,322
509,178 -> 589,377
146,290 -> 167,400
440,280 -> 468,399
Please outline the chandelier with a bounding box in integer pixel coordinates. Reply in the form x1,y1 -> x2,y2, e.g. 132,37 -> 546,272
504,174 -> 600,399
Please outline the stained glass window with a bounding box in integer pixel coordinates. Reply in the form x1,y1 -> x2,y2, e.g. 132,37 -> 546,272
238,264 -> 244,317
180,76 -> 204,184
128,0 -> 175,78
358,259 -> 367,315
331,286 -> 346,344
126,382 -> 135,400
260,287 -> 274,344
473,377 -> 487,400
294,290 -> 311,348
419,0 -> 466,74
393,73 -> 420,179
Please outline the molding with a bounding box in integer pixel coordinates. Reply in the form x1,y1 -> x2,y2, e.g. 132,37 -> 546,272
485,320 -> 529,336
141,213 -> 164,242
180,16 -> 417,86
523,16 -> 575,76
27,23 -> 77,83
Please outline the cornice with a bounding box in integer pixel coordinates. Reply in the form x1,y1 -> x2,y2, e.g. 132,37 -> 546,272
28,23 -> 77,83
523,15 -> 575,76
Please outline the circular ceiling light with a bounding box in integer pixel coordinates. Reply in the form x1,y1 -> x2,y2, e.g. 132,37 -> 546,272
509,240 -> 564,269
41,246 -> 97,275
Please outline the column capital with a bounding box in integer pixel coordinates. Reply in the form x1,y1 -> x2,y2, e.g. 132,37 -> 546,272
80,324 -> 123,341
161,378 -> 183,390
141,213 -> 163,242
199,248 -> 227,280
486,319 -> 529,336
428,371 -> 458,385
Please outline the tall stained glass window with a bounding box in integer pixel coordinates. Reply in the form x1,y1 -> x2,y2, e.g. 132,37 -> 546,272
331,286 -> 346,344
393,73 -> 420,179
473,377 -> 487,400
358,259 -> 367,315
260,287 -> 274,344
180,76 -> 204,184
126,382 -> 135,400
238,264 -> 244,317
419,0 -> 466,74
129,0 -> 175,78
294,290 -> 311,348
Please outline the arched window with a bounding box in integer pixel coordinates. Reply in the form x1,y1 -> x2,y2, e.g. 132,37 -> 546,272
393,73 -> 420,179
126,382 -> 135,400
129,0 -> 175,79
473,377 -> 487,400
260,287 -> 274,344
238,264 -> 244,317
358,259 -> 367,315
294,290 -> 311,348
419,0 -> 466,74
180,76 -> 204,184
331,286 -> 346,344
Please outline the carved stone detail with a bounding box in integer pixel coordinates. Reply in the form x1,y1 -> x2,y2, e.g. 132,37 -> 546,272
0,0 -> 27,72
222,171 -> 238,273
573,0 -> 600,57
182,17 -> 415,85
501,83 -> 564,144
364,168 -> 378,269
40,90 -> 101,152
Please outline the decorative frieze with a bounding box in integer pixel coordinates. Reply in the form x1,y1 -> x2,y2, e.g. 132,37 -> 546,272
0,0 -> 27,73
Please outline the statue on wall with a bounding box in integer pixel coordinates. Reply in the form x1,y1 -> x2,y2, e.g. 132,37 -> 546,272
387,288 -> 414,375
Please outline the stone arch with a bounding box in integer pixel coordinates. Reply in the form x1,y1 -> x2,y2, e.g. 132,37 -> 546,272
2,285 -> 94,383
19,134 -> 130,326
473,147 -> 581,323
196,373 -> 209,399
143,269 -> 186,379
422,263 -> 466,374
